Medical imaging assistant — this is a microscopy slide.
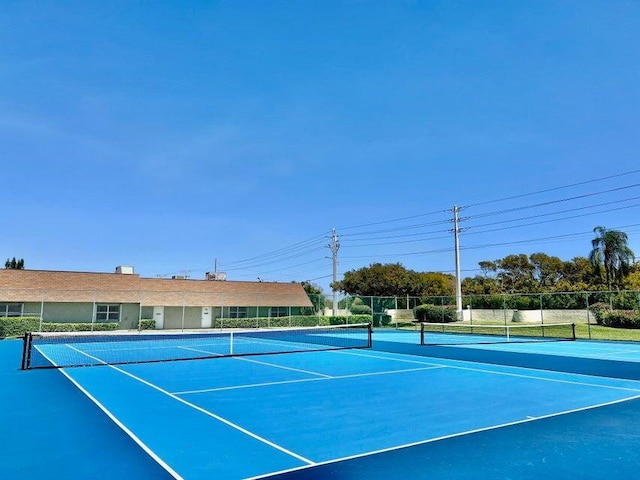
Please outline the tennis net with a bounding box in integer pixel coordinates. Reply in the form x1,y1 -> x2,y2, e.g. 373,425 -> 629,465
419,322 -> 576,346
21,323 -> 372,370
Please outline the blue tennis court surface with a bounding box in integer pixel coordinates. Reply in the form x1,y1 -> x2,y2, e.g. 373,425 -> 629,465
6,331 -> 640,480
47,335 -> 640,479
375,329 -> 640,363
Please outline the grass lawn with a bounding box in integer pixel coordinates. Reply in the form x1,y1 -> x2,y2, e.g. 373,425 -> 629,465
390,321 -> 640,342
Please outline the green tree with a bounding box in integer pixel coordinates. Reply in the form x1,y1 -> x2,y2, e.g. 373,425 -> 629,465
529,253 -> 564,289
589,226 -> 635,291
461,275 -> 500,295
417,272 -> 456,297
4,257 -> 24,269
298,281 -> 325,314
334,263 -> 455,297
496,254 -> 535,293
561,256 -> 597,291
334,263 -> 417,296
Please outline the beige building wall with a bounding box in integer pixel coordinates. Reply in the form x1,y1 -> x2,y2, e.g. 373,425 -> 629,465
42,302 -> 94,322
120,304 -> 141,329
164,306 -> 201,329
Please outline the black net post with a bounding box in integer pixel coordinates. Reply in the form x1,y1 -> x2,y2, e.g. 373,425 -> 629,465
21,332 -> 33,370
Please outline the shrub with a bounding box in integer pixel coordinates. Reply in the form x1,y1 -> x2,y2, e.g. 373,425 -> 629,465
414,304 -> 457,323
216,315 -> 372,329
0,317 -> 119,337
0,317 -> 40,337
139,319 -> 156,330
601,310 -> 640,328
326,315 -> 371,325
588,302 -> 611,325
349,298 -> 372,315
373,313 -> 392,328
40,322 -> 119,332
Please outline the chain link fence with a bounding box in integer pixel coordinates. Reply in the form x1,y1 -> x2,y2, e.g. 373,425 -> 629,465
308,291 -> 640,340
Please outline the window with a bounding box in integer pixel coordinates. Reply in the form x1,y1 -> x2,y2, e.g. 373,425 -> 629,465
96,304 -> 120,322
229,306 -> 248,319
270,307 -> 289,317
0,303 -> 22,317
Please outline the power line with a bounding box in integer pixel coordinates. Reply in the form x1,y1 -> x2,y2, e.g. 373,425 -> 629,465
465,168 -> 640,208
221,232 -> 326,267
338,208 -> 450,232
465,183 -> 640,220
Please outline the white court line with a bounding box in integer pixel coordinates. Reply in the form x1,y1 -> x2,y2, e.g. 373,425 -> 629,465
333,348 -> 640,393
34,345 -> 184,480
173,366 -> 445,395
245,392 -> 640,480
235,356 -> 334,378
178,345 -> 334,378
178,342 -> 640,395
64,344 -> 315,467
578,349 -> 640,359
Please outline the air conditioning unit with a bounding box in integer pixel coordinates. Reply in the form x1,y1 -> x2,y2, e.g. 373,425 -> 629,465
115,266 -> 135,275
206,272 -> 227,281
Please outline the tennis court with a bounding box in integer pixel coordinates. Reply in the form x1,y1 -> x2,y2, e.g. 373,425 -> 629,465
10,323 -> 640,479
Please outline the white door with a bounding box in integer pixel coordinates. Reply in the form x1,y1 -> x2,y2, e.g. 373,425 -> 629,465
153,306 -> 165,329
201,307 -> 212,328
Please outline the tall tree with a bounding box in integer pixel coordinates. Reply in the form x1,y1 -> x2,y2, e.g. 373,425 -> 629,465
496,254 -> 535,293
298,281 -> 325,313
529,253 -> 564,289
4,257 -> 24,269
589,226 -> 635,291
334,263 -> 417,296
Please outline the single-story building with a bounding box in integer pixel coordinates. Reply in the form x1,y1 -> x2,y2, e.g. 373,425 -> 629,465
0,267 -> 313,329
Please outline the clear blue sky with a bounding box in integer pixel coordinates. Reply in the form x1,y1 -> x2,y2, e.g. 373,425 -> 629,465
2,1 -> 639,293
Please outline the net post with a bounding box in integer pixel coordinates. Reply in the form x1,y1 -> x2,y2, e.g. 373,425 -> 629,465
419,322 -> 425,346
21,332 -> 33,370
571,322 -> 576,340
368,322 -> 373,348
230,331 -> 234,355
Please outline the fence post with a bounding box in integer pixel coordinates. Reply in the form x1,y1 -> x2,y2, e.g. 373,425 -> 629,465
502,294 -> 507,325
540,293 -> 544,325
39,289 -> 45,332
91,291 -> 96,332
586,292 -> 591,340
138,292 -> 143,332
370,297 -> 374,327
181,292 -> 186,332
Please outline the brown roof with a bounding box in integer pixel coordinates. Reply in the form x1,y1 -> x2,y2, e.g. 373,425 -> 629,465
0,269 -> 313,308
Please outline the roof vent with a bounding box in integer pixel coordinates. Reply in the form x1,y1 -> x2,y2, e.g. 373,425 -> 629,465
115,266 -> 135,275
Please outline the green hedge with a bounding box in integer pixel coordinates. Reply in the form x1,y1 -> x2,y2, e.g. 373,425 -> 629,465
588,302 -> 610,325
0,317 -> 40,337
601,310 -> 640,328
373,313 -> 392,327
414,304 -> 457,323
139,319 -> 156,330
0,317 -> 119,338
216,315 -> 371,329
40,322 -> 119,332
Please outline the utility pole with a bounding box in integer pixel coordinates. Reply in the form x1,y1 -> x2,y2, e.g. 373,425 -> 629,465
453,206 -> 463,320
328,228 -> 340,315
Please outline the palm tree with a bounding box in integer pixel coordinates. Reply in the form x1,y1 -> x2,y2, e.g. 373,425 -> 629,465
589,226 -> 635,291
